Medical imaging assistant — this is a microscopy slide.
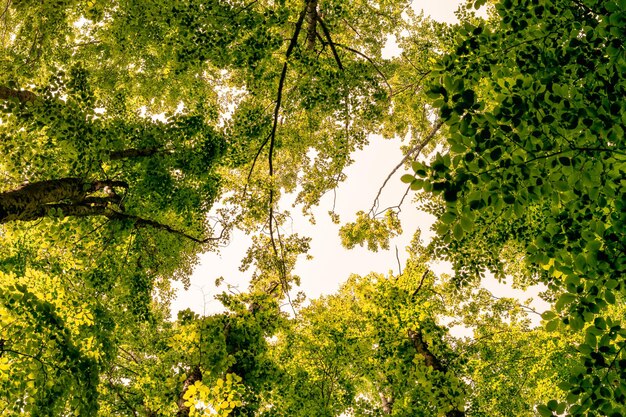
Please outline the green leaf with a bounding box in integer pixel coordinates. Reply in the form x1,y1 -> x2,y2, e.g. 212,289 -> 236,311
453,223 -> 464,240
555,293 -> 576,311
545,319 -> 558,332
537,404 -> 553,417
574,253 -> 586,272
547,400 -> 558,411
401,174 -> 415,184
410,179 -> 424,190
441,212 -> 456,224
460,216 -> 473,232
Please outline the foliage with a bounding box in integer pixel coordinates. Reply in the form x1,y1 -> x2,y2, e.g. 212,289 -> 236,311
264,241 -> 577,416
0,0 -> 624,416
402,0 -> 626,414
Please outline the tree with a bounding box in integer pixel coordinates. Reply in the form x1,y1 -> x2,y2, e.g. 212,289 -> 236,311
264,239 -> 577,416
2,0 -> 625,415
401,0 -> 626,414
0,0 -> 416,415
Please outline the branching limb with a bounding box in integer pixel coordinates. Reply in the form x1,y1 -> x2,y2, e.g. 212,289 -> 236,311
328,41 -> 391,93
107,210 -> 226,244
263,8 -> 308,307
317,16 -> 343,71
369,119 -> 444,217
243,9 -> 306,196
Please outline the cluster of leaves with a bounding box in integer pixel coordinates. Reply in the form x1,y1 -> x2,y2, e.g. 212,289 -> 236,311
261,240 -> 578,416
1,0 -> 625,415
401,0 -> 626,414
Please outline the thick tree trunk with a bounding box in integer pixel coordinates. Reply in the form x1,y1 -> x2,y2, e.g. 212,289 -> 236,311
0,86 -> 37,104
0,178 -> 217,244
305,0 -> 318,50
0,178 -> 127,223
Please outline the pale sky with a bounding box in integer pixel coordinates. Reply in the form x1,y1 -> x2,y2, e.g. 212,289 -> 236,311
170,1 -> 548,322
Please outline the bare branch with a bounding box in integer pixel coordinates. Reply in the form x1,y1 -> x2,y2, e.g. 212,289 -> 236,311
369,119 -> 444,217
411,270 -> 430,299
395,245 -> 402,276
107,210 -> 226,245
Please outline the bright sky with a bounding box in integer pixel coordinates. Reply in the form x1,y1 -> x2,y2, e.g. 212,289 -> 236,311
170,0 -> 548,322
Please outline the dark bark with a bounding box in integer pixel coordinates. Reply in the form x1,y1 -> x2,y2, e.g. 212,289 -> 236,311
0,177 -> 222,244
107,211 -> 223,244
0,86 -> 37,104
305,0 -> 318,50
317,16 -> 343,70
176,366 -> 202,417
0,178 -> 128,223
408,328 -> 444,371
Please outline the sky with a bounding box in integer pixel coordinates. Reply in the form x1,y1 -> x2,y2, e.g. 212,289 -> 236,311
170,0 -> 549,322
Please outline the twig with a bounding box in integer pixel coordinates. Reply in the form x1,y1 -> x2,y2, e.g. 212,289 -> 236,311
411,270 -> 430,299
369,119 -> 444,217
395,245 -> 402,275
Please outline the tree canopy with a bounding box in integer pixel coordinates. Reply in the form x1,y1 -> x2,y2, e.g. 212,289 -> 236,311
0,0 -> 625,416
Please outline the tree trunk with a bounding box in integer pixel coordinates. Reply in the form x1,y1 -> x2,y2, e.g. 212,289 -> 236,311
0,178 -> 127,223
408,328 -> 465,417
176,366 -> 202,417
0,86 -> 37,104
408,328 -> 444,371
379,392 -> 393,414
305,0 -> 318,50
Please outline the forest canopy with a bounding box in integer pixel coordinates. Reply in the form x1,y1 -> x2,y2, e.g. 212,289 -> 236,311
0,0 -> 625,416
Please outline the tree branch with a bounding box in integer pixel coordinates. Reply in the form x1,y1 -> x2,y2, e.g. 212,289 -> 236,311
411,270 -> 430,299
108,148 -> 167,160
331,41 -> 389,93
243,9 -> 306,195
369,119 -> 443,217
106,210 -> 225,244
317,16 -> 343,71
